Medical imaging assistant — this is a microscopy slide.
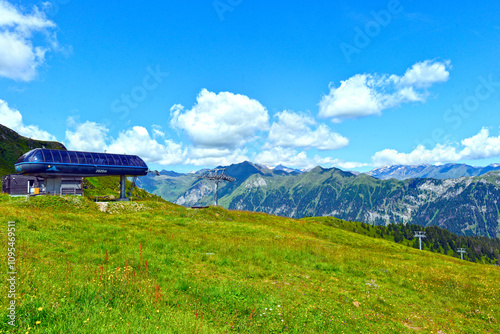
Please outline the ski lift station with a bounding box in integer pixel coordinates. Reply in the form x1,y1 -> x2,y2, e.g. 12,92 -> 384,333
3,148 -> 148,200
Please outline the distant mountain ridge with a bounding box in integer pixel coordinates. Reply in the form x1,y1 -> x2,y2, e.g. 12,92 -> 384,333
366,163 -> 500,180
159,170 -> 183,177
139,161 -> 500,238
224,165 -> 500,238
137,161 -> 303,204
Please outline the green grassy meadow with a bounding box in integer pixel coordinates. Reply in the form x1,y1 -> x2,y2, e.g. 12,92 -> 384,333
1,195 -> 499,333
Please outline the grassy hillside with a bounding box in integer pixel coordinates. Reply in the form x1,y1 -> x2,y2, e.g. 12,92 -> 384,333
83,176 -> 161,201
306,218 -> 500,265
0,124 -> 66,188
1,195 -> 499,333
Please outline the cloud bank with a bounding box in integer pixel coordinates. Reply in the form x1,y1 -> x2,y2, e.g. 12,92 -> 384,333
372,127 -> 500,166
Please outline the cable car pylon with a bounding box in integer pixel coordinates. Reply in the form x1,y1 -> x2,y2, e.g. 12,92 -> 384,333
198,168 -> 236,206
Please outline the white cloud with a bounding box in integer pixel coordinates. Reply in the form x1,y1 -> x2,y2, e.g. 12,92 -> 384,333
65,121 -> 186,165
255,147 -> 311,168
318,74 -> 383,120
372,144 -> 461,166
267,110 -> 349,150
399,60 -> 451,88
170,89 -> 269,149
151,124 -> 165,138
0,0 -> 58,81
317,157 -> 369,170
65,120 -> 108,152
106,126 -> 187,165
460,128 -> 500,160
318,60 -> 451,121
64,118 -> 252,167
0,1 -> 54,29
0,98 -> 56,140
371,127 -> 500,166
255,146 -> 367,170
185,147 -> 249,166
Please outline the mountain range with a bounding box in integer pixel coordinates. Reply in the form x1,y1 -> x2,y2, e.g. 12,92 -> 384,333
138,161 -> 500,238
367,163 -> 500,180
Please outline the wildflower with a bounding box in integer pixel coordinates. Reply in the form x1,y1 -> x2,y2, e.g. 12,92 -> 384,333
36,321 -> 41,325
37,307 -> 43,311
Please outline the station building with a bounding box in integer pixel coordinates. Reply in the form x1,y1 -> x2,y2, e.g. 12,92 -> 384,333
2,149 -> 148,200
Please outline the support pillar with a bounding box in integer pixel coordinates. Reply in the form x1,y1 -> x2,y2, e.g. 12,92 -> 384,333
46,177 -> 62,195
214,181 -> 219,206
119,175 -> 128,201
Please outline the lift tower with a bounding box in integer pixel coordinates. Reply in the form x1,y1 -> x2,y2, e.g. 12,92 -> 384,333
457,248 -> 466,260
414,231 -> 426,250
198,168 -> 236,206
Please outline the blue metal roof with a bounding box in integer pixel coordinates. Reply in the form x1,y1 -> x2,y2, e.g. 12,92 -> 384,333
15,149 -> 147,168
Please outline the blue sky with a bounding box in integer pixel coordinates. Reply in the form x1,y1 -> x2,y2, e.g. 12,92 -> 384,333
0,0 -> 499,172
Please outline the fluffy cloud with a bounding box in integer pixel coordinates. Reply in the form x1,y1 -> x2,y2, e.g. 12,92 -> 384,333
168,90 -> 354,167
105,126 -> 251,167
371,127 -> 500,166
267,110 -> 349,150
65,120 -> 108,152
398,60 -> 451,88
185,147 -> 249,166
372,144 -> 461,166
0,0 -> 58,81
0,98 -> 56,140
319,60 -> 451,121
64,120 -> 187,165
460,128 -> 500,160
317,157 -> 369,170
63,115 -> 255,167
318,74 -> 383,120
255,146 -> 367,170
255,147 -> 311,168
151,125 -> 165,138
170,89 -> 269,149
104,126 -> 187,165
